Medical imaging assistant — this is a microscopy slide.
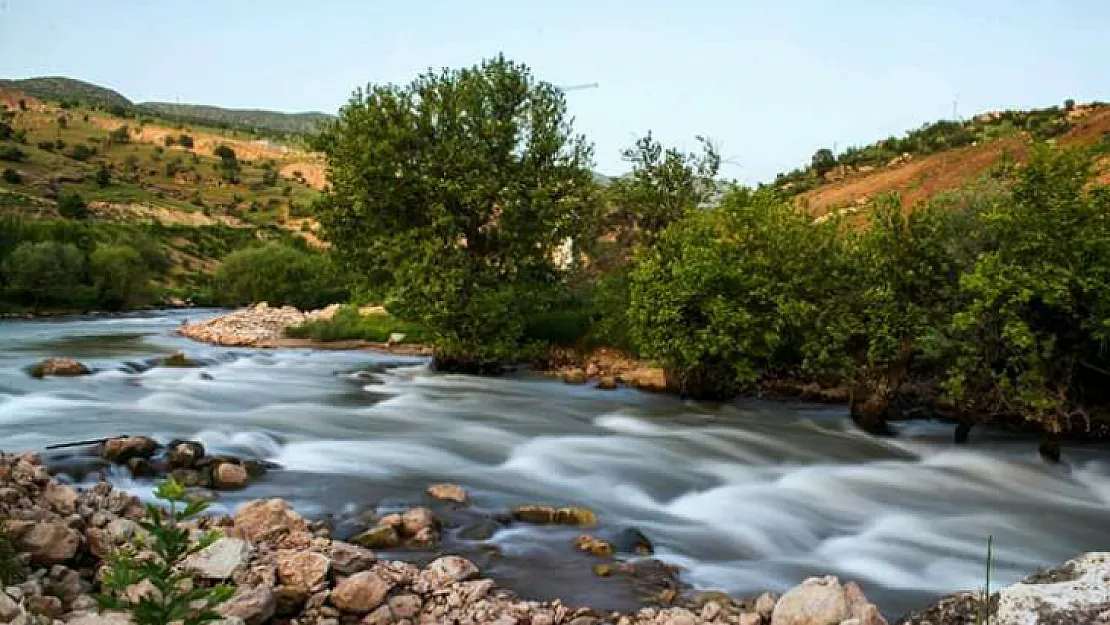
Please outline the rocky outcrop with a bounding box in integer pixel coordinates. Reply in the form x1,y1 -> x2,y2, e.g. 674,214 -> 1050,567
177,303 -> 341,347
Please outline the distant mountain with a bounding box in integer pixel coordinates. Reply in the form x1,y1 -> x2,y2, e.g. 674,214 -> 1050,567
138,102 -> 333,135
0,76 -> 132,109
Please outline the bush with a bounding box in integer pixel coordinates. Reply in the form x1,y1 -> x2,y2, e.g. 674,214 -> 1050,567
164,155 -> 185,177
0,527 -> 25,585
214,242 -> 347,309
1,241 -> 88,310
109,125 -> 131,144
178,134 -> 194,148
1,168 -> 20,184
90,244 -> 148,309
58,193 -> 89,219
96,163 -> 111,187
213,144 -> 236,160
286,306 -> 427,342
0,146 -> 27,162
68,143 -> 95,161
37,140 -> 56,152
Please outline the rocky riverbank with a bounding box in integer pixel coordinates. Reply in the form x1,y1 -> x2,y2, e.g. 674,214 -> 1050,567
4,449 -> 1109,625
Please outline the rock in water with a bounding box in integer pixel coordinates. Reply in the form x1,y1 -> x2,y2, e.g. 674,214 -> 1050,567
161,351 -> 200,367
331,571 -> 392,613
167,439 -> 205,469
182,537 -> 252,579
512,505 -> 597,527
401,506 -> 437,537
214,462 -> 249,489
99,435 -> 159,463
772,576 -> 848,625
352,526 -> 399,550
426,483 -> 468,503
29,357 -> 90,378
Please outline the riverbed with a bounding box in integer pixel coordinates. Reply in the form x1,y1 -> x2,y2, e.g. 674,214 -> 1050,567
2,310 -> 1109,618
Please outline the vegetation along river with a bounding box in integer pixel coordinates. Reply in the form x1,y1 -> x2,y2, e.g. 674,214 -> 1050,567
3,310 -> 1110,618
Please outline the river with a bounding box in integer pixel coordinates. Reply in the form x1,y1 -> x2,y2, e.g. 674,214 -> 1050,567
2,310 -> 1110,618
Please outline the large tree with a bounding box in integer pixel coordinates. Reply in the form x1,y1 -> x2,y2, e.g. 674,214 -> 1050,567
316,55 -> 595,365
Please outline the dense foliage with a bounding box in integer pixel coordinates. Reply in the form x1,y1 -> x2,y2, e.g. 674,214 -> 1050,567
213,242 -> 347,309
316,55 -> 595,363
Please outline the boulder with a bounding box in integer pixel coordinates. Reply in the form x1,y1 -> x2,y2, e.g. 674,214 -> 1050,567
755,592 -> 778,621
218,585 -> 276,625
15,520 -> 81,564
25,595 -> 62,619
995,552 -> 1110,625
426,483 -> 468,504
329,541 -> 377,575
167,440 -> 205,469
182,537 -> 252,580
512,505 -> 597,527
214,463 -> 249,490
29,357 -> 90,378
563,369 -> 588,384
387,593 -> 422,619
425,556 -> 479,583
43,481 -> 78,514
331,571 -> 391,613
352,526 -> 399,550
573,534 -> 614,557
458,518 -> 501,542
100,436 -> 159,463
772,576 -> 848,625
619,367 -> 668,393
400,506 -> 437,537
234,499 -> 307,543
161,351 -> 200,367
609,527 -> 654,555
276,550 -> 330,590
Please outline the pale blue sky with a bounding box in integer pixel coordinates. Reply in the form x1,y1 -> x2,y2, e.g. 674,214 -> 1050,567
1,0 -> 1107,182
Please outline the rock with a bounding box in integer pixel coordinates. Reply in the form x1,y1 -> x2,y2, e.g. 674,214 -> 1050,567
161,351 -> 200,367
29,357 -> 90,378
619,367 -> 668,393
66,614 -> 134,625
585,362 -> 601,377
182,537 -> 252,580
990,552 -> 1110,625
126,457 -> 156,478
276,550 -> 330,590
755,592 -> 778,621
0,591 -> 19,621
26,595 -> 62,618
512,505 -> 597,527
400,506 -> 437,537
99,436 -> 159,463
458,518 -> 501,541
330,541 -> 377,575
388,593 -> 422,619
426,483 -> 468,504
170,468 -> 203,487
592,563 -> 613,577
573,534 -> 614,557
701,600 -> 722,621
739,613 -> 762,625
332,571 -> 391,613
352,526 -> 399,550
609,527 -> 653,555
387,332 -> 406,344
234,499 -> 308,543
167,440 -> 205,469
274,585 -> 309,616
563,368 -> 588,384
43,482 -> 78,514
363,604 -> 393,625
214,463 -> 249,490
596,376 -> 618,390
15,521 -> 80,564
772,576 -> 848,625
219,585 -> 276,625
425,556 -> 479,583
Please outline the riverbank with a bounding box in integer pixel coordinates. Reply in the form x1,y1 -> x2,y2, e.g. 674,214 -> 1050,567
5,447 -> 1110,625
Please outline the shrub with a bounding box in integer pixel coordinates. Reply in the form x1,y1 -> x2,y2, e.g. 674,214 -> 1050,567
163,135 -> 176,147
37,140 -> 56,152
213,144 -> 236,160
58,193 -> 89,219
214,242 -> 347,309
1,241 -> 88,310
286,306 -> 427,342
68,143 -> 95,161
1,168 -> 21,184
0,527 -> 25,585
164,155 -> 185,177
96,163 -> 111,187
56,115 -> 68,128
90,244 -> 149,309
97,478 -> 233,625
178,134 -> 194,149
0,146 -> 27,162
109,125 -> 131,144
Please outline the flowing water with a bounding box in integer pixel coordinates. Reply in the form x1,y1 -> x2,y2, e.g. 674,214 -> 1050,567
3,310 -> 1110,618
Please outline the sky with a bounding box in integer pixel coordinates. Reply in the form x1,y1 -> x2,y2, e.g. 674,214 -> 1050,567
1,0 -> 1107,183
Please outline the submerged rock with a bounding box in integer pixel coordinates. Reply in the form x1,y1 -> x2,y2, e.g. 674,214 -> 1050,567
160,351 -> 200,367
28,357 -> 90,378
513,504 -> 598,527
426,483 -> 468,504
167,439 -> 205,469
214,462 -> 249,490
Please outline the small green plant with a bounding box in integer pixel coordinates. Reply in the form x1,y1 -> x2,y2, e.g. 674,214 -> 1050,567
1,167 -> 21,184
975,535 -> 994,625
0,527 -> 26,585
97,478 -> 234,625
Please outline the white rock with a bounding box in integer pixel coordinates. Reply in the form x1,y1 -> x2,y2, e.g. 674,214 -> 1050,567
182,537 -> 252,579
0,591 -> 19,621
996,552 -> 1110,625
772,576 -> 849,625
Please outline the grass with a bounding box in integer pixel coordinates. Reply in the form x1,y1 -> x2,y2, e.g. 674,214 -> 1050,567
976,535 -> 995,625
285,306 -> 429,343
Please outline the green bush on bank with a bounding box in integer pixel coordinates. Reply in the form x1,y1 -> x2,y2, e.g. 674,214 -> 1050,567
213,242 -> 347,310
285,306 -> 427,343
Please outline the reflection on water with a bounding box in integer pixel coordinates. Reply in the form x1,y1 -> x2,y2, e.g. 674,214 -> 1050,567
2,310 -> 1110,617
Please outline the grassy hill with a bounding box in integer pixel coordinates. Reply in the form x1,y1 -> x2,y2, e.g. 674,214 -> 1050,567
0,76 -> 132,110
770,100 -> 1110,218
139,102 -> 332,136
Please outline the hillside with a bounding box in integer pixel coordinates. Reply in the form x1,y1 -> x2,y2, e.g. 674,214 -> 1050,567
0,76 -> 132,110
773,100 -> 1110,219
139,102 -> 333,135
